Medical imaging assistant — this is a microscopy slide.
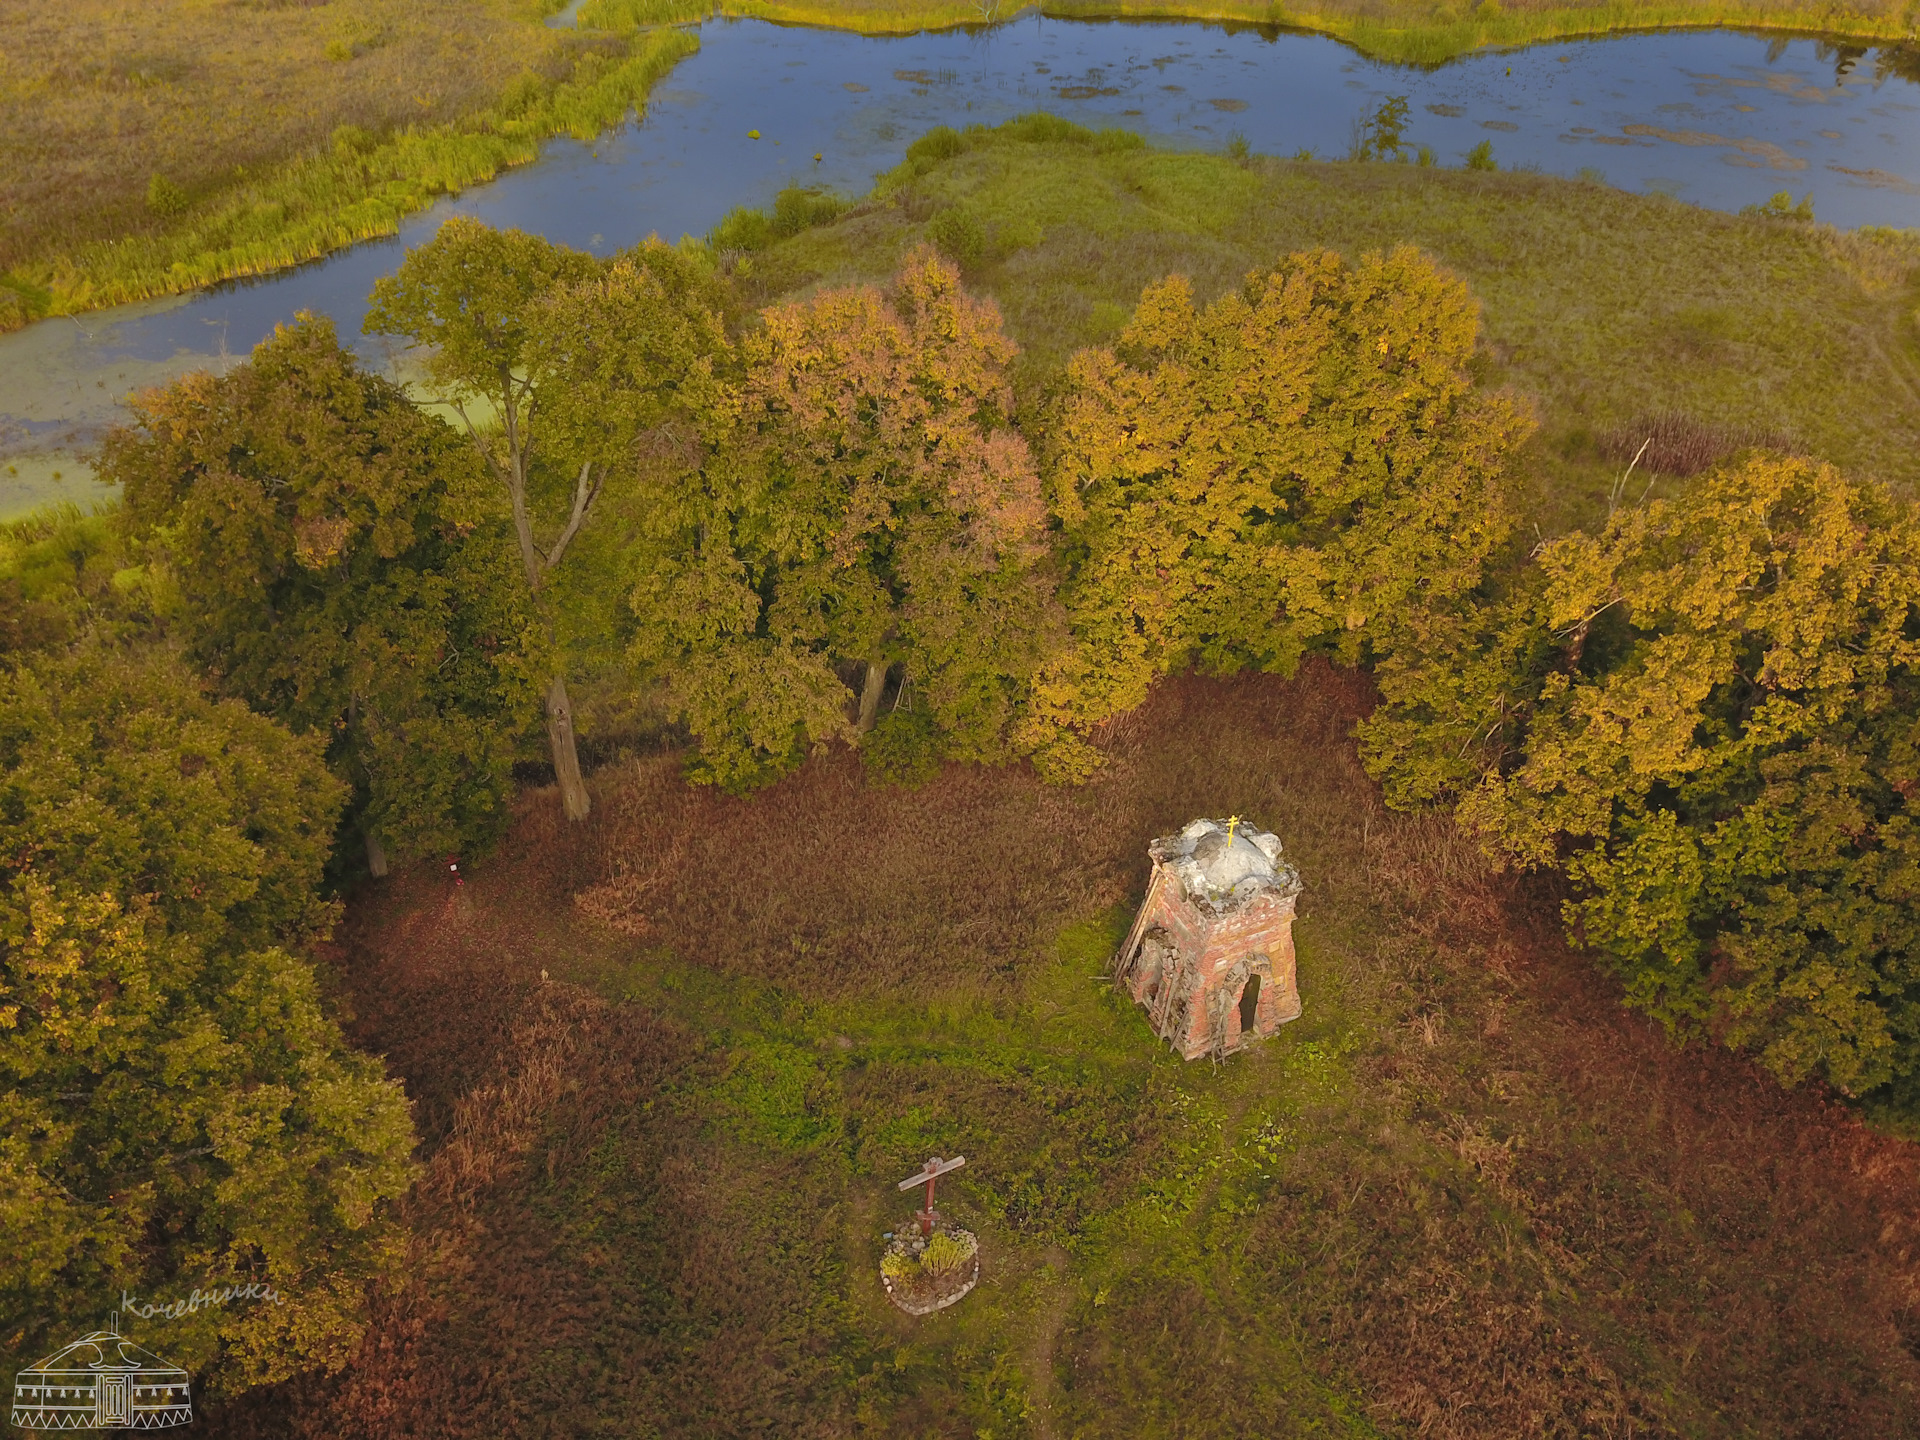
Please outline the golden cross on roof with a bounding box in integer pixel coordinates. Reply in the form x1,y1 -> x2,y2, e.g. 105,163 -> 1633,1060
1226,815 -> 1241,845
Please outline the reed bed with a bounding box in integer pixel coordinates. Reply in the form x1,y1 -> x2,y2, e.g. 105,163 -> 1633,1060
1043,0 -> 1913,65
2,19 -> 696,330
2,2 -> 565,280
589,0 -> 1913,60
1598,410 -> 1796,476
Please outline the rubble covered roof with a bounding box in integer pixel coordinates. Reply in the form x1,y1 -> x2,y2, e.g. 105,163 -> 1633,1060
1151,818 -> 1301,914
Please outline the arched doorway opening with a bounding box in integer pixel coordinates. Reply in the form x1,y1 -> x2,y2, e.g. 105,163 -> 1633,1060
1238,973 -> 1261,1036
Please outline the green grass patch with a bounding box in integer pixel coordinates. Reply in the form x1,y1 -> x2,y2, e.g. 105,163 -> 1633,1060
572,898 -> 1384,1434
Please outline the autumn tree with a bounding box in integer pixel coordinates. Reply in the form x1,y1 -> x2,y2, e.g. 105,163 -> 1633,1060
365,217 -> 728,820
1362,454 -> 1920,1104
0,648 -> 415,1389
105,315 -> 539,874
628,246 -> 1053,791
1025,245 -> 1531,779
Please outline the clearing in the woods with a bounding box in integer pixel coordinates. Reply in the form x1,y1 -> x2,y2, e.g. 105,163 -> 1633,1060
208,668 -> 1920,1438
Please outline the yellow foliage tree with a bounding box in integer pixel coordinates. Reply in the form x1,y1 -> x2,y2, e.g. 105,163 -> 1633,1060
630,246 -> 1054,790
1363,454 -> 1920,1101
1,650 -> 415,1389
1023,246 -> 1531,779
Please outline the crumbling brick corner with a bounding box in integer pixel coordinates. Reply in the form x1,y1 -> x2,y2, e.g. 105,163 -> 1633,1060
1114,818 -> 1302,1060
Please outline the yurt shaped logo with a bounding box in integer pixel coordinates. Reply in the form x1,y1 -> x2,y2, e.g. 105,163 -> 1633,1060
10,1312 -> 191,1430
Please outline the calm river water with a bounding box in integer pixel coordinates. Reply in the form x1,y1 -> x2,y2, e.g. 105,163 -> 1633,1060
3,16 -> 1916,515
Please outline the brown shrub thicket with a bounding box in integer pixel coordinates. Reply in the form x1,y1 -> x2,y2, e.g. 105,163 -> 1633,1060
1598,409 -> 1794,476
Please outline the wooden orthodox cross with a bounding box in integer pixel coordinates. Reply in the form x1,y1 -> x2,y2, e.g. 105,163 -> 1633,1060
897,1155 -> 966,1236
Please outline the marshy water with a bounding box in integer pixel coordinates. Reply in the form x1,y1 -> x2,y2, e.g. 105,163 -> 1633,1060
4,15 -> 1917,514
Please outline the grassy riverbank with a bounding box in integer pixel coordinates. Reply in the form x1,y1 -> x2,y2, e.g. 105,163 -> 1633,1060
6,0 -> 1912,334
3,2 -> 556,296
1054,0 -> 1916,63
585,0 -> 1917,63
0,10 -> 694,332
729,119 -> 1920,531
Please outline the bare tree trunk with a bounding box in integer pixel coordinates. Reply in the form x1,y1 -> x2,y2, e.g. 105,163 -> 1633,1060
546,673 -> 590,821
857,660 -> 888,734
349,691 -> 388,875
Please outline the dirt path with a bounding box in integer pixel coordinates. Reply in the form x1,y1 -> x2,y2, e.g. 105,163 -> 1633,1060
1020,1047 -> 1276,1437
1025,1244 -> 1074,1440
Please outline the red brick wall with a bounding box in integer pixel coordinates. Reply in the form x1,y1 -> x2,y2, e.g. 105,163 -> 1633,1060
1123,863 -> 1300,1059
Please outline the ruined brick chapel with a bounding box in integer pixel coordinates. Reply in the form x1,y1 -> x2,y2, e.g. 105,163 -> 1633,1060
1116,818 -> 1303,1059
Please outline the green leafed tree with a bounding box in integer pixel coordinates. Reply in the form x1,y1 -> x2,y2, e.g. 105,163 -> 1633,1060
1362,454 -> 1920,1105
1026,245 -> 1531,779
0,648 -> 415,1390
628,245 -> 1055,791
364,217 -> 729,820
104,315 -> 539,874
0,506 -> 162,660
